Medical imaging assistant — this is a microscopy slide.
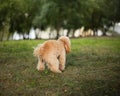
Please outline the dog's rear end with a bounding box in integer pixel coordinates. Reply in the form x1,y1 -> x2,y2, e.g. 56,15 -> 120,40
33,44 -> 42,57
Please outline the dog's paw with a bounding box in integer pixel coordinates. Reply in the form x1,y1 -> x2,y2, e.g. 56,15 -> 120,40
59,67 -> 65,72
37,67 -> 45,71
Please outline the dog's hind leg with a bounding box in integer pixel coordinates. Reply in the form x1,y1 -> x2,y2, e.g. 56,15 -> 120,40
59,52 -> 66,71
47,57 -> 62,73
37,56 -> 45,71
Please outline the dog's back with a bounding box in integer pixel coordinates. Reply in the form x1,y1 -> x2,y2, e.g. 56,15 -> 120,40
33,40 -> 63,57
39,40 -> 62,56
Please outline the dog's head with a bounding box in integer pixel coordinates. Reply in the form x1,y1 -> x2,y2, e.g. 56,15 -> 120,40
58,36 -> 71,53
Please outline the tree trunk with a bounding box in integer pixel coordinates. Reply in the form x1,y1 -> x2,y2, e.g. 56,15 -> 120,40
0,31 -> 4,41
93,29 -> 97,36
56,29 -> 60,39
102,31 -> 106,36
67,29 -> 70,37
7,32 -> 11,40
55,23 -> 61,39
92,30 -> 95,36
72,29 -> 75,38
102,28 -> 107,36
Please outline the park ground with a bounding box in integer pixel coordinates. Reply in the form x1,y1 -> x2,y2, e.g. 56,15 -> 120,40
0,37 -> 120,96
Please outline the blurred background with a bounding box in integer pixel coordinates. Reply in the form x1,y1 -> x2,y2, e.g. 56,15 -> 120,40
0,0 -> 120,40
0,1 -> 120,95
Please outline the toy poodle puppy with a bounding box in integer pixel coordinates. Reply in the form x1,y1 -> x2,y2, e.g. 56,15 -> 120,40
33,36 -> 71,73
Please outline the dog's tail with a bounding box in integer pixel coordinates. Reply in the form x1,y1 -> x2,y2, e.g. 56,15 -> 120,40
33,44 -> 42,57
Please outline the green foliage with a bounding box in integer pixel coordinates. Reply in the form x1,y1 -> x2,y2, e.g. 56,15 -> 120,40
0,37 -> 120,96
0,0 -> 120,40
0,0 -> 39,40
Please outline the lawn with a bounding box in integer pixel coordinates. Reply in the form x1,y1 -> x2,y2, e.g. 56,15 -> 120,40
0,37 -> 120,96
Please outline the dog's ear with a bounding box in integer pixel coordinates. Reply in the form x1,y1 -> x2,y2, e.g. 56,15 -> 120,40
59,36 -> 71,53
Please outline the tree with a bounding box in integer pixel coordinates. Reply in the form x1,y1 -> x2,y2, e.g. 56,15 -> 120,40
33,0 -> 83,38
1,0 -> 120,41
0,0 -> 38,41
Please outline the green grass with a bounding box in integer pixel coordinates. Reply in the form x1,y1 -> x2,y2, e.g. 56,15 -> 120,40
0,37 -> 120,96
